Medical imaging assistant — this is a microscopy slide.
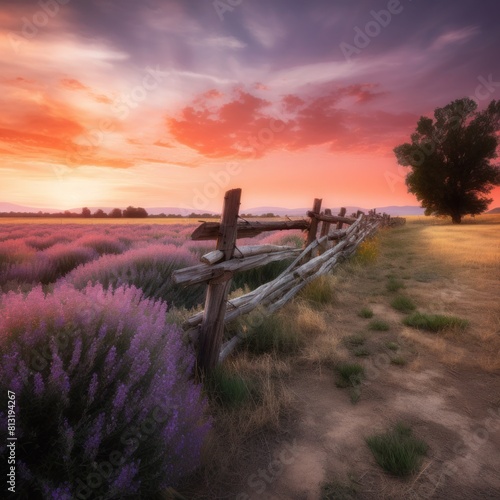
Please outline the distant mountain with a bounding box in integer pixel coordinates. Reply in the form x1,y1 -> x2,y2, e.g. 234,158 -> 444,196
373,206 -> 425,216
242,205 -> 426,217
487,207 -> 500,214
0,202 -> 62,213
0,202 -> 427,217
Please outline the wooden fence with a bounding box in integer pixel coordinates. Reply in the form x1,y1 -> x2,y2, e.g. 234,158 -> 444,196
172,188 -> 404,373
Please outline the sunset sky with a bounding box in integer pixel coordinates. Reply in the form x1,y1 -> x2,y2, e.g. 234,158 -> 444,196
1,0 -> 499,212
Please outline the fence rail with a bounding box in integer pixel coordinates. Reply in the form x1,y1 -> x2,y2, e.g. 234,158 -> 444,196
172,189 -> 404,373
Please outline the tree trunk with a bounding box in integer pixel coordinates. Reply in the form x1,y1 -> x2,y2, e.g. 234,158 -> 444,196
451,214 -> 462,224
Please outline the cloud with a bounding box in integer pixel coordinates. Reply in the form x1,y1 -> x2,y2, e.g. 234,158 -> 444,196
431,25 -> 479,51
166,83 -> 414,159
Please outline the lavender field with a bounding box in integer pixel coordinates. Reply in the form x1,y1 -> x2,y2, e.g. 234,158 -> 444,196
0,222 -> 303,498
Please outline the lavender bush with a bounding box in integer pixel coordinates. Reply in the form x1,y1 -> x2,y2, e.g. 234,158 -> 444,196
0,283 -> 210,499
62,244 -> 206,309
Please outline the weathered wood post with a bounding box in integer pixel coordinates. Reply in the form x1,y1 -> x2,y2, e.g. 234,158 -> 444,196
306,198 -> 322,246
306,198 -> 322,259
197,188 -> 241,375
336,207 -> 346,230
319,208 -> 332,254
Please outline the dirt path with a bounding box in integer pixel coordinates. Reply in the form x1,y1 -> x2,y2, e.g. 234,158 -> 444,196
186,221 -> 500,500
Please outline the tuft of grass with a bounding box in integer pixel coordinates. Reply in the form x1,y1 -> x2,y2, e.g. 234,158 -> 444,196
366,422 -> 428,476
207,366 -> 251,408
320,480 -> 358,500
386,278 -> 405,292
385,341 -> 399,351
390,295 -> 416,313
353,237 -> 379,265
368,319 -> 390,331
391,356 -> 407,366
358,307 -> 374,319
243,313 -> 302,355
354,347 -> 370,357
403,312 -> 469,332
344,334 -> 366,347
301,275 -> 335,307
336,363 -> 365,388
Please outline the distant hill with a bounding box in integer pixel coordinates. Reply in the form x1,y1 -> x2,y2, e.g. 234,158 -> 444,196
243,205 -> 426,217
487,207 -> 500,214
0,202 -> 426,217
0,202 -> 62,213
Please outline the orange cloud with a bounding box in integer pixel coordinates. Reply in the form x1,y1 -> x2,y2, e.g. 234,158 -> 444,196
167,84 -> 415,159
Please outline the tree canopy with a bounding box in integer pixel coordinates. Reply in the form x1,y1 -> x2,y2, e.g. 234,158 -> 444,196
394,98 -> 500,223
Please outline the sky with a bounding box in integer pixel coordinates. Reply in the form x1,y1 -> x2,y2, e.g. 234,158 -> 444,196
1,0 -> 499,212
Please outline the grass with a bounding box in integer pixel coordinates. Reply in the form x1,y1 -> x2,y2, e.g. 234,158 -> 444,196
352,237 -> 379,265
207,366 -> 251,408
354,347 -> 370,357
301,275 -> 335,307
243,312 -> 302,355
385,341 -> 399,351
390,295 -> 416,313
358,307 -> 374,318
366,422 -> 428,476
336,363 -> 365,388
368,319 -> 390,331
403,312 -> 469,332
390,356 -> 407,366
321,480 -> 358,499
386,278 -> 405,292
344,334 -> 366,347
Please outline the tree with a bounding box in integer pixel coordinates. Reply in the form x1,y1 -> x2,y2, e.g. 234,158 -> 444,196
81,207 -> 91,218
93,209 -> 107,218
123,206 -> 148,218
394,98 -> 500,223
109,208 -> 122,218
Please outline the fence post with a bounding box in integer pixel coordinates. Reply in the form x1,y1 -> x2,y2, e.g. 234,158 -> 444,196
306,198 -> 322,246
197,188 -> 241,375
319,208 -> 332,254
336,207 -> 346,230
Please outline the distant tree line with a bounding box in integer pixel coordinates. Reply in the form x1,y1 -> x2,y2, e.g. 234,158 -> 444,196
0,208 -> 282,219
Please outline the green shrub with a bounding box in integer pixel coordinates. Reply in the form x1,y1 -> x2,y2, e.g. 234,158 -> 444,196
391,356 -> 407,366
336,363 -> 365,388
386,278 -> 405,292
243,314 -> 301,355
366,423 -> 428,476
403,312 -> 469,332
358,307 -> 374,318
354,347 -> 370,357
344,334 -> 366,347
321,480 -> 357,499
368,320 -> 390,331
385,341 -> 399,351
390,295 -> 416,313
207,366 -> 251,408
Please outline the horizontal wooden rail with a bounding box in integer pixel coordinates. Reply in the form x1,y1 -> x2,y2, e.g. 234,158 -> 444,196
191,220 -> 310,240
172,248 -> 301,286
306,211 -> 357,225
